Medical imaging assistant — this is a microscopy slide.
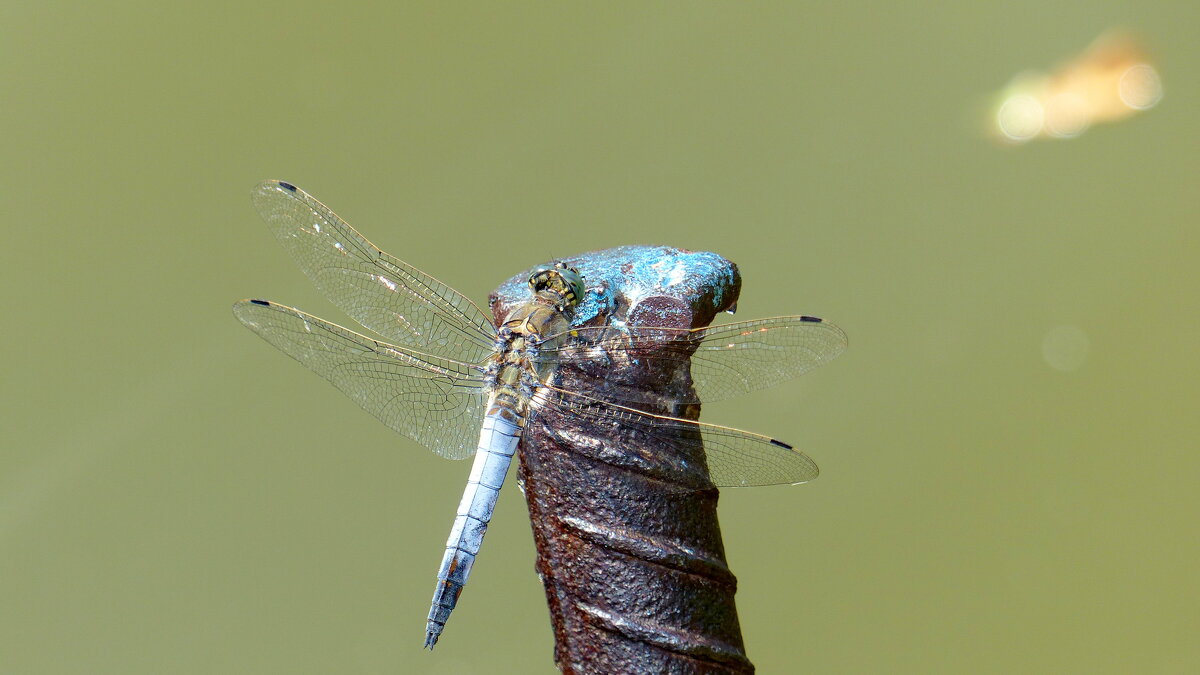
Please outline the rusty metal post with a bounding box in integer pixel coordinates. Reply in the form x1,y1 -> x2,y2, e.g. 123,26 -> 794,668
491,246 -> 754,674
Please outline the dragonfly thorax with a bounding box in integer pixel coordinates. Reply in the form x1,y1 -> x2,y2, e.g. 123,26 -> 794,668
491,292 -> 577,395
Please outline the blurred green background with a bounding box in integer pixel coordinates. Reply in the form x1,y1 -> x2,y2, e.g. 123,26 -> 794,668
2,1 -> 1196,673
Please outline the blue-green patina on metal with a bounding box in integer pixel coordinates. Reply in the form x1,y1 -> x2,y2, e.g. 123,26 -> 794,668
492,245 -> 740,328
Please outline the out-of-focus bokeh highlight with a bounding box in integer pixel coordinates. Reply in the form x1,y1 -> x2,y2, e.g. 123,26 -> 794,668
991,32 -> 1163,143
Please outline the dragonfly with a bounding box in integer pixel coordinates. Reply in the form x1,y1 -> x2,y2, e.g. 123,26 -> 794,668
232,180 -> 847,649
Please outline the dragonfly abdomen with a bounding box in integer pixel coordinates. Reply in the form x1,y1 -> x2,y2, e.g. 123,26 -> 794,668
424,399 -> 524,649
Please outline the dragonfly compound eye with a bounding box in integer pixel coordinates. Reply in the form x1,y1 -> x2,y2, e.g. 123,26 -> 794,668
529,264 -> 586,307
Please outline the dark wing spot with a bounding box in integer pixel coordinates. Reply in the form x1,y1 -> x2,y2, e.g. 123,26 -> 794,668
769,438 -> 794,449
800,315 -> 822,323
250,299 -> 270,306
278,181 -> 298,192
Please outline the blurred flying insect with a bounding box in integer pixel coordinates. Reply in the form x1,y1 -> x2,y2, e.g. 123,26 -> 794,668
989,31 -> 1162,143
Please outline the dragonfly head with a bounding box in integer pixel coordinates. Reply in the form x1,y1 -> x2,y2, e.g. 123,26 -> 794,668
529,262 -> 585,311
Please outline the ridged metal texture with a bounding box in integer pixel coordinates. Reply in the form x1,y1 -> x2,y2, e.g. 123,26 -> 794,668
491,246 -> 754,675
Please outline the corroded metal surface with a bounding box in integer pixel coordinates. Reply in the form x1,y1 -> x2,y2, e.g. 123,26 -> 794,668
491,246 -> 755,674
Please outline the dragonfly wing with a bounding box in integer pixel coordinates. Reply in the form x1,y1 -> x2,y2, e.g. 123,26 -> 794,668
697,418 -> 819,487
688,316 -> 846,400
234,299 -> 487,460
251,180 -> 496,363
545,389 -> 818,487
542,316 -> 847,403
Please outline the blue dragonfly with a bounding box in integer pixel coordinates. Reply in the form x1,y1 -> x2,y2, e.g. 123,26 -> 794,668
233,181 -> 847,648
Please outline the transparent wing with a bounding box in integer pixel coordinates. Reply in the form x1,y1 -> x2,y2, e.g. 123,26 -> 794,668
546,389 -> 818,487
542,316 -> 847,404
233,299 -> 487,460
251,180 -> 496,363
